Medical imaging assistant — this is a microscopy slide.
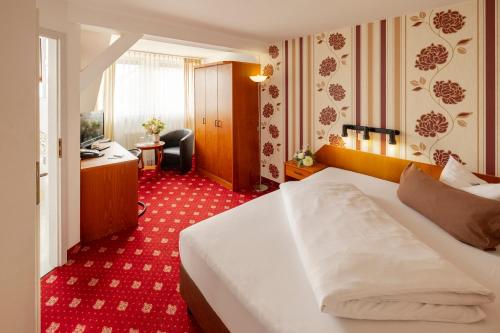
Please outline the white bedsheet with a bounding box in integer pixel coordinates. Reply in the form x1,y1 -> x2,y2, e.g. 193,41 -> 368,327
179,167 -> 500,333
280,181 -> 493,323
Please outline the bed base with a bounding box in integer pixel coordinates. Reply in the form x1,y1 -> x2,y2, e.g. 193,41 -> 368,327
315,145 -> 500,183
180,263 -> 230,333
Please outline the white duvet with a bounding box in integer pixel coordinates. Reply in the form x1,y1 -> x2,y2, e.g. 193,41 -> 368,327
280,180 -> 495,323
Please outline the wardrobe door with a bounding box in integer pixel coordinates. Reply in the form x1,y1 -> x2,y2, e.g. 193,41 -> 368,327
194,67 -> 206,170
204,65 -> 219,175
216,63 -> 233,183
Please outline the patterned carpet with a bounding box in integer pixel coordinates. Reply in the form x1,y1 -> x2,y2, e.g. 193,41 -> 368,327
41,167 -> 273,333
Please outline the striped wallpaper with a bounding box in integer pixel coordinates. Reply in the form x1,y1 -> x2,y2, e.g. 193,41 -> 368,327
260,0 -> 500,183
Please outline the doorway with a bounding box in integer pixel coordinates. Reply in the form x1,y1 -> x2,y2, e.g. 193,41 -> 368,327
39,35 -> 61,277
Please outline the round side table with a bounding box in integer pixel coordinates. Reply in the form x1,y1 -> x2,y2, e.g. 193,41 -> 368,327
135,141 -> 165,172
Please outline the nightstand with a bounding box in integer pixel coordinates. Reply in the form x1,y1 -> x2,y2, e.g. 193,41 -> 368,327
285,160 -> 327,181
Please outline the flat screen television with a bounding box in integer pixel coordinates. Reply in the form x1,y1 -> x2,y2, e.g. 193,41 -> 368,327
80,111 -> 104,148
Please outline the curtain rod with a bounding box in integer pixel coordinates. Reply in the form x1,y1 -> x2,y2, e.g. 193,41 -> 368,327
127,49 -> 202,61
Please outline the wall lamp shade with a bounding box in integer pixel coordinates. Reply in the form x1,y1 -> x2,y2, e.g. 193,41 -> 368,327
341,124 -> 400,145
249,75 -> 268,83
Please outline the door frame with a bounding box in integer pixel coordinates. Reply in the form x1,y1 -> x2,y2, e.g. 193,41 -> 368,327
39,28 -> 67,268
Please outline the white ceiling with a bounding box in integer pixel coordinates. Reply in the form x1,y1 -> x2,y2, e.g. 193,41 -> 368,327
68,0 -> 461,41
129,38 -> 233,59
127,36 -> 259,63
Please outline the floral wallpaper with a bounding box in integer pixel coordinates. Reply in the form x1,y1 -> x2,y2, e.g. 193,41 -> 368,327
314,27 -> 353,150
260,43 -> 285,181
260,0 -> 499,182
406,4 -> 477,169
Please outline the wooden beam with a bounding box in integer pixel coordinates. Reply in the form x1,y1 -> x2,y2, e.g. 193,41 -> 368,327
80,32 -> 142,91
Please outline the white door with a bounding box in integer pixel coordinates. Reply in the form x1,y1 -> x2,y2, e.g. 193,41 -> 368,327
39,35 -> 61,277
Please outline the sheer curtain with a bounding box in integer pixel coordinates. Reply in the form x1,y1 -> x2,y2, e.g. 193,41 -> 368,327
184,58 -> 201,130
113,51 -> 185,150
97,64 -> 115,140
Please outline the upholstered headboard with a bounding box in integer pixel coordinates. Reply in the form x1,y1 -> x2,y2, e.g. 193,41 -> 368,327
314,145 -> 500,184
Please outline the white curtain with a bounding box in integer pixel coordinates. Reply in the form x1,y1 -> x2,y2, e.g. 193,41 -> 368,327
113,51 -> 185,152
101,64 -> 115,140
184,58 -> 201,131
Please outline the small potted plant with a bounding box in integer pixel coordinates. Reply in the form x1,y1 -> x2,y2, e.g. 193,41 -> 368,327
293,146 -> 314,167
142,118 -> 165,143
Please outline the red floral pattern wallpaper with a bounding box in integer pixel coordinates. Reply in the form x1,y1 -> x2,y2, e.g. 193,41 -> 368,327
314,27 -> 352,150
260,0 -> 499,180
407,3 -> 476,168
260,43 -> 285,181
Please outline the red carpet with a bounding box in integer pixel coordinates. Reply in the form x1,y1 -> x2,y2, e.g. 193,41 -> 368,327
41,168 -> 273,333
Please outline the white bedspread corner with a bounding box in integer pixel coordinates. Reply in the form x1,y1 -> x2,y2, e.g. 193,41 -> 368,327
280,180 -> 494,323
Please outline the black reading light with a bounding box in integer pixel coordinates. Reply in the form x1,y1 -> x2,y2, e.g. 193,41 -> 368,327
388,131 -> 397,145
341,124 -> 400,145
363,127 -> 370,141
341,125 -> 349,138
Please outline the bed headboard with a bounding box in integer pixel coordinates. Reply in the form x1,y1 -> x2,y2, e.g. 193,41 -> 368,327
314,145 -> 500,184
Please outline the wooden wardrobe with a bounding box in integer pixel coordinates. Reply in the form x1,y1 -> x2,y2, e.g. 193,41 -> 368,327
194,61 -> 260,190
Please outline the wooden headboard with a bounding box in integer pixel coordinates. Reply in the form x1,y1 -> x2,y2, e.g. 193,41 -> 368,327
314,145 -> 500,184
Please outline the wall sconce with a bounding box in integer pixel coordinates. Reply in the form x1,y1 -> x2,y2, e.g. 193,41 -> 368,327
249,75 -> 268,83
341,124 -> 400,145
363,127 -> 370,141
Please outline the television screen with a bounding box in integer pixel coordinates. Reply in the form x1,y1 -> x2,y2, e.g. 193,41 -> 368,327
80,111 -> 104,147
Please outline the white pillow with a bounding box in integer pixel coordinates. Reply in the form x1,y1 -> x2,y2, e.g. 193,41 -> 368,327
462,184 -> 500,200
439,157 -> 487,189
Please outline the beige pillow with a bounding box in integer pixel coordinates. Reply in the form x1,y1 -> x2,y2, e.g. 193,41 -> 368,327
462,184 -> 500,201
398,163 -> 500,250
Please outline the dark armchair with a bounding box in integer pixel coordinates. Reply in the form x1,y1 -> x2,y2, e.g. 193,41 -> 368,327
160,129 -> 194,173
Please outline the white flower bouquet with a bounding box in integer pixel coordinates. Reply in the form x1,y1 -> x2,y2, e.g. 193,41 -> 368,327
142,118 -> 165,135
293,146 -> 314,167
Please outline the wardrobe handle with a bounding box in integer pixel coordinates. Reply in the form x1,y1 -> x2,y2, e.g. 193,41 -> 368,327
202,117 -> 206,125
217,120 -> 222,128
214,120 -> 218,127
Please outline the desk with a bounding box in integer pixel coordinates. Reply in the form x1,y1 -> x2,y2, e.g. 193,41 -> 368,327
135,141 -> 165,171
80,142 -> 138,243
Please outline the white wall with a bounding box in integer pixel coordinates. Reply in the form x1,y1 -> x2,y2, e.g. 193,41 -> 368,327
81,29 -> 112,69
0,0 -> 38,330
80,29 -> 112,114
68,1 -> 267,53
37,0 -> 81,249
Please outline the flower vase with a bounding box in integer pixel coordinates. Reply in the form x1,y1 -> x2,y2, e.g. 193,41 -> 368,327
153,134 -> 160,143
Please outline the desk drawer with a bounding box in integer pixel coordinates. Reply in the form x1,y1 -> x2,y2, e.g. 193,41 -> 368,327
286,166 -> 312,180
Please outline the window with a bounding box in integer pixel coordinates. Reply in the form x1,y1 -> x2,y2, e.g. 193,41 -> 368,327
112,51 -> 185,149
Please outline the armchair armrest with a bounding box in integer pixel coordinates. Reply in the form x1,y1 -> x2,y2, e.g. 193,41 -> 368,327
179,131 -> 194,173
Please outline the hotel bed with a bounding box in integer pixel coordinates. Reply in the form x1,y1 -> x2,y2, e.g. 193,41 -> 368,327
180,148 -> 500,333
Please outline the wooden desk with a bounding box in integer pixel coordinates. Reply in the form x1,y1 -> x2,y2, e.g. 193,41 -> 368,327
80,142 -> 138,243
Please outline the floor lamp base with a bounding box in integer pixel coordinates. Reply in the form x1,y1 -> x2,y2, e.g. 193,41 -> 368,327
253,183 -> 269,192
